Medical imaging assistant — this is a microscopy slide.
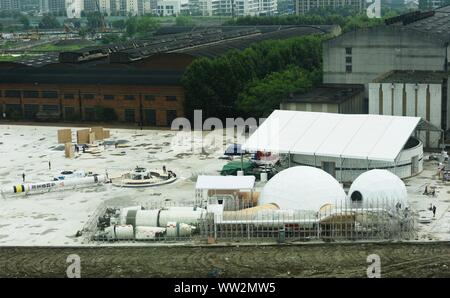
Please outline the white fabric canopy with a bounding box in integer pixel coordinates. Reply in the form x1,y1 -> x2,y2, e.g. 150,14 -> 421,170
243,110 -> 420,162
195,175 -> 255,190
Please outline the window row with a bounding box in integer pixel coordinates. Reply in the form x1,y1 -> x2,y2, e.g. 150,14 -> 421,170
0,90 -> 58,99
2,104 -> 178,125
0,91 -> 178,101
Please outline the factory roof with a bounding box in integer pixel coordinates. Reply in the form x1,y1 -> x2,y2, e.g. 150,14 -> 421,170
0,67 -> 183,86
174,26 -> 336,58
154,25 -> 335,35
16,25 -> 337,67
195,175 -> 256,190
326,5 -> 450,45
282,84 -> 364,104
373,70 -> 448,84
384,5 -> 450,42
243,110 -> 421,162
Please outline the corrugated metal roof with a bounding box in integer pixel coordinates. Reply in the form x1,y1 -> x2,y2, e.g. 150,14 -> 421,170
282,84 -> 364,104
0,68 -> 183,85
385,5 -> 450,42
373,70 -> 447,84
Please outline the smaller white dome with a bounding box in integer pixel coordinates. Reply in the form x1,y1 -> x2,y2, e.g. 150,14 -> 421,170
259,166 -> 346,211
348,170 -> 408,209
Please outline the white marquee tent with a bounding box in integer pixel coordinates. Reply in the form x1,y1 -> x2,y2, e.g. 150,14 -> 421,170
243,110 -> 421,162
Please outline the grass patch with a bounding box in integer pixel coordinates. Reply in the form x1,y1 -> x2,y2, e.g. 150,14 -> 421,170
29,42 -> 95,52
0,55 -> 21,62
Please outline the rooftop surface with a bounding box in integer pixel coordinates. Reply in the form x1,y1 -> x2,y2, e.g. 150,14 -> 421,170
373,70 -> 448,84
175,26 -> 336,58
12,25 -> 337,67
385,5 -> 450,42
282,84 -> 364,104
0,68 -> 184,85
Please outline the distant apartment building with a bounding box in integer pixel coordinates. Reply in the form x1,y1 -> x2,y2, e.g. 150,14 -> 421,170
419,0 -> 446,9
194,0 -> 276,16
76,0 -> 153,16
294,0 -> 364,14
156,0 -> 182,15
126,0 -> 140,15
98,0 -> 112,14
66,0 -> 84,18
144,0 -> 157,14
0,0 -> 20,10
40,0 -> 66,14
82,0 -> 97,12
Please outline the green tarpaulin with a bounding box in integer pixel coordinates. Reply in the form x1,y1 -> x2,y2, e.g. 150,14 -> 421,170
220,160 -> 255,176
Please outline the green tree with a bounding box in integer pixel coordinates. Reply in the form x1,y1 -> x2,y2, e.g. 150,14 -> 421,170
38,15 -> 60,29
126,16 -> 160,38
19,15 -> 30,30
112,19 -> 126,30
86,11 -> 104,31
181,35 -> 324,120
136,16 -> 160,38
125,17 -> 138,36
225,12 -> 386,33
237,67 -> 321,118
175,16 -> 195,26
78,27 -> 88,38
101,33 -> 122,44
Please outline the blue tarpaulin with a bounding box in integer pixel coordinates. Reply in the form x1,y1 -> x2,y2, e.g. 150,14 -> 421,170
224,143 -> 243,156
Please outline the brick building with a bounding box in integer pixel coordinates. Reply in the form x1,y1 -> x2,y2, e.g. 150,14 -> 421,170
0,63 -> 185,126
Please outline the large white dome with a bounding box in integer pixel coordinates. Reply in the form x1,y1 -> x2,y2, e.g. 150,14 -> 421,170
348,170 -> 408,209
259,166 -> 346,211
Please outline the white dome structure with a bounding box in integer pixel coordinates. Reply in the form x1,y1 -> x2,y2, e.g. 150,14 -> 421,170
259,166 -> 346,211
348,170 -> 408,209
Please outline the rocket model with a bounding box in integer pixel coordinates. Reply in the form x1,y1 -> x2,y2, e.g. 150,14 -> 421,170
1,175 -> 108,196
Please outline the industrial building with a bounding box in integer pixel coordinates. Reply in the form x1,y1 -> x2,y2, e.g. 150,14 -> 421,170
243,110 -> 423,183
369,70 -> 447,148
322,7 -> 450,148
280,84 -> 365,114
0,65 -> 184,126
323,7 -> 450,91
1,25 -> 337,126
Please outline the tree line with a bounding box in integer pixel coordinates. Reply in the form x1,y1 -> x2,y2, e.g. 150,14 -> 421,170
225,13 -> 385,33
223,6 -> 401,33
181,35 -> 324,120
